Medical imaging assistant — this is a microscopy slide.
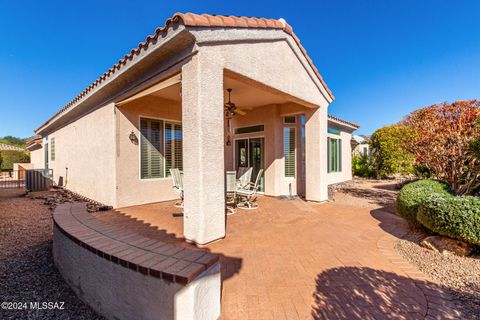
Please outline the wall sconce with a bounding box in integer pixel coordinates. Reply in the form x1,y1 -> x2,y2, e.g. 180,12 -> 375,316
226,135 -> 231,146
129,131 -> 138,145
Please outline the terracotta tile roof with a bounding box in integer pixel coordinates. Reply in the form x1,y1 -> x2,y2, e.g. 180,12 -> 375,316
26,135 -> 43,150
328,114 -> 360,129
0,143 -> 25,152
36,13 -> 334,133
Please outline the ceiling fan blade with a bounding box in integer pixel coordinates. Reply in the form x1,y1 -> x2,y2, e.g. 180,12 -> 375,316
236,109 -> 247,116
237,106 -> 253,110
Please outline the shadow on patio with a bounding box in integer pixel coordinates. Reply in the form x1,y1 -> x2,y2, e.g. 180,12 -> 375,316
370,207 -> 411,240
311,266 -> 464,319
94,206 -> 243,281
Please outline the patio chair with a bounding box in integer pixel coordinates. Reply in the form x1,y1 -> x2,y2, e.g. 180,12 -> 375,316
169,168 -> 184,208
237,169 -> 263,210
237,167 -> 253,189
225,171 -> 237,215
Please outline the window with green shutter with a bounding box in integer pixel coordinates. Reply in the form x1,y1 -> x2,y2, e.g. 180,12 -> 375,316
328,137 -> 342,173
284,127 -> 296,177
50,137 -> 55,161
140,117 -> 182,179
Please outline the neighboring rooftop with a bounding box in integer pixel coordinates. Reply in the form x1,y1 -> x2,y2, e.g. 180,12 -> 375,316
0,143 -> 25,152
328,114 -> 360,130
352,134 -> 370,144
35,12 -> 334,133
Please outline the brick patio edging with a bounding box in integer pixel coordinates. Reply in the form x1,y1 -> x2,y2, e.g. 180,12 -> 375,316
375,216 -> 461,319
52,202 -> 221,320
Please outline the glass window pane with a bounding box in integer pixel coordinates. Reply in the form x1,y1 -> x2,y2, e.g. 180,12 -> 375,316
234,125 -> 264,135
284,116 -> 296,124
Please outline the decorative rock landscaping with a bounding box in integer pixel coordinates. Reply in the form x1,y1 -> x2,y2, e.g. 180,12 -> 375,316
0,189 -> 103,320
395,231 -> 480,319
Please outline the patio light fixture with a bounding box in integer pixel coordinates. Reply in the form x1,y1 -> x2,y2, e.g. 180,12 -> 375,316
224,88 -> 237,146
129,131 -> 138,145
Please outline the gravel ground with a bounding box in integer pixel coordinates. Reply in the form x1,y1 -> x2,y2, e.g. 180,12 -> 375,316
395,231 -> 480,319
0,188 -> 103,320
329,178 -> 401,214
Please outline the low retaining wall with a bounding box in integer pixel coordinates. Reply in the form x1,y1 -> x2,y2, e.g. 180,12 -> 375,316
52,203 -> 221,320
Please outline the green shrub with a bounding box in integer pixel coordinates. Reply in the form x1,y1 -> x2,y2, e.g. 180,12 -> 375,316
352,155 -> 373,177
0,150 -> 30,170
417,193 -> 480,244
370,125 -> 415,178
396,179 -> 450,225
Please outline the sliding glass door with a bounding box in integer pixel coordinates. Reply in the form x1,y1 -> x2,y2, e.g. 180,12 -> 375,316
235,137 -> 264,192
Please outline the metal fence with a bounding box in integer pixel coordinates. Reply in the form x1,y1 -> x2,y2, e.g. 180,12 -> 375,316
0,169 -> 53,191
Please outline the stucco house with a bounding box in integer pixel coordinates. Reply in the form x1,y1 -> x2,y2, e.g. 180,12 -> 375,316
30,13 -> 358,245
352,134 -> 370,158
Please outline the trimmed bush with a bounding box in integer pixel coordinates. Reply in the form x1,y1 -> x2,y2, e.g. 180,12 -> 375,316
0,150 -> 30,170
396,179 -> 450,225
352,155 -> 373,177
417,194 -> 480,244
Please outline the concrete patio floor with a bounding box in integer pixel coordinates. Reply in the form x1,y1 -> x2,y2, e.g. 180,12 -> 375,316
96,196 -> 460,319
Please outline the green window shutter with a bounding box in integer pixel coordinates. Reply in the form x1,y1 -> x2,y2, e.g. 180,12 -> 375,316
327,138 -> 342,173
140,118 -> 164,179
338,139 -> 342,172
284,127 -> 296,177
327,138 -> 331,173
333,139 -> 338,172
51,138 -> 55,161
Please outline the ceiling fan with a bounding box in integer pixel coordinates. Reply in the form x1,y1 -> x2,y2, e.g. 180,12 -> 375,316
224,88 -> 252,117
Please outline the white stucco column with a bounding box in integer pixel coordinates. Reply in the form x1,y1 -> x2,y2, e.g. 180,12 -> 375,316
181,55 -> 225,244
305,106 -> 329,202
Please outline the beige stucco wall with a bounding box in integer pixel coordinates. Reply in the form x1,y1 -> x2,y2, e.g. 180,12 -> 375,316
29,147 -> 44,169
353,143 -> 370,158
191,28 -> 332,106
53,225 -> 221,320
47,104 -> 116,205
198,41 -> 328,108
115,96 -> 181,208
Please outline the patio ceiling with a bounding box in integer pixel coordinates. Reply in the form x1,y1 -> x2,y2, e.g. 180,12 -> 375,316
149,76 -> 291,108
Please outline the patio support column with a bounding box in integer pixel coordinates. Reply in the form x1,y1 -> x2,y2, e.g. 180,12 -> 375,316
305,106 -> 329,202
181,55 -> 225,244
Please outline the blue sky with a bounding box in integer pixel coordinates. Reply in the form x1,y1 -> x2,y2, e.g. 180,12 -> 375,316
0,0 -> 479,137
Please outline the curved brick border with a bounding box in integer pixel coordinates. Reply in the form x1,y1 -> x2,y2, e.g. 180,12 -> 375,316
53,202 -> 222,320
376,216 -> 461,319
54,202 -> 218,284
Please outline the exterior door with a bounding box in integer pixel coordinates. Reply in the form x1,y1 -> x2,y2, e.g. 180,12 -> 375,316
235,138 -> 264,192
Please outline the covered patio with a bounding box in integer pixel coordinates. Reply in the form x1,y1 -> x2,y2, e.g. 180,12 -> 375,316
94,196 -> 459,319
115,63 -> 330,245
